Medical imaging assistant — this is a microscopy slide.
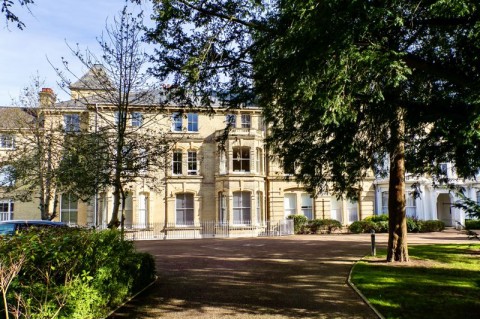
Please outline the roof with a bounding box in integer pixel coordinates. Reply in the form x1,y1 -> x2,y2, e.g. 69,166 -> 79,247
69,64 -> 112,91
0,107 -> 36,130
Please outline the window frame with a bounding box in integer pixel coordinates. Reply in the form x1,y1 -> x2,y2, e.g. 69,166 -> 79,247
241,114 -> 251,128
60,193 -> 78,225
0,134 -> 15,149
0,199 -> 14,221
131,112 -> 143,127
176,193 -> 194,226
172,150 -> 183,175
64,114 -> 81,132
233,191 -> 251,225
232,146 -> 250,172
226,114 -> 236,128
172,112 -> 183,132
187,150 -> 198,175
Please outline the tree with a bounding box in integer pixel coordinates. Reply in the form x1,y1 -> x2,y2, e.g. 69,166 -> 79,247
56,4 -> 173,228
0,76 -> 65,220
2,0 -> 34,29
146,1 -> 480,261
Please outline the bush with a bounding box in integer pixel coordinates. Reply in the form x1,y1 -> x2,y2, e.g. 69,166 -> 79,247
1,227 -> 156,318
348,221 -> 365,234
419,220 -> 445,232
307,219 -> 343,234
465,219 -> 480,230
364,214 -> 389,222
406,217 -> 421,232
287,214 -> 308,234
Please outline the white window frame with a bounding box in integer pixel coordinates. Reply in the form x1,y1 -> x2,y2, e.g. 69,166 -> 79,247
131,112 -> 143,127
301,193 -> 313,220
137,193 -> 148,227
347,200 -> 358,223
218,192 -> 227,224
381,191 -> 389,214
187,150 -> 198,175
61,193 -> 78,225
0,134 -> 15,149
284,193 -> 296,217
176,193 -> 194,226
0,200 -> 14,221
233,191 -> 251,225
406,192 -> 417,218
233,146 -> 250,172
172,112 -> 183,132
241,114 -> 251,128
64,114 -> 80,132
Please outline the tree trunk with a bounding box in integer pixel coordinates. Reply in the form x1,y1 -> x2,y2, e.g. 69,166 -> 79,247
387,108 -> 409,262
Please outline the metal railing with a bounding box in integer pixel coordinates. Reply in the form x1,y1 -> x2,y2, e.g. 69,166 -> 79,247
92,220 -> 294,241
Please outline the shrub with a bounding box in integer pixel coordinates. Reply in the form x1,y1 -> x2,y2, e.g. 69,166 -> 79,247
465,219 -> 480,230
287,214 -> 308,234
375,221 -> 389,233
364,214 -> 389,222
406,217 -> 421,232
1,227 -> 156,318
348,221 -> 365,234
419,220 -> 445,232
307,219 -> 342,234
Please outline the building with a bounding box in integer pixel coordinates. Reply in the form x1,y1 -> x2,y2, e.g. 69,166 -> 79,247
2,68 -> 476,235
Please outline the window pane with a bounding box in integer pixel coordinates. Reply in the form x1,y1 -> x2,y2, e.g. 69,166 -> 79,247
176,193 -> 194,225
172,112 -> 182,131
173,151 -> 182,174
188,151 -> 198,175
187,113 -> 198,132
132,112 -> 143,127
241,114 -> 251,128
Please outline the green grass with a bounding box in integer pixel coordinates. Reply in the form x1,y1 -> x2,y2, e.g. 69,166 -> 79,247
351,244 -> 480,319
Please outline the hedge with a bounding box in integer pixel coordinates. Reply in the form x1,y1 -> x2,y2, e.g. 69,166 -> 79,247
348,217 -> 445,234
465,219 -> 480,229
0,227 -> 155,319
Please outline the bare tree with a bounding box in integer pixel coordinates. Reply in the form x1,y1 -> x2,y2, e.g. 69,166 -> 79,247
55,4 -> 173,228
0,75 -> 65,220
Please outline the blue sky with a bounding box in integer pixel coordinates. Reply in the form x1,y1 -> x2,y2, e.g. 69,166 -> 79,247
0,0 -> 152,105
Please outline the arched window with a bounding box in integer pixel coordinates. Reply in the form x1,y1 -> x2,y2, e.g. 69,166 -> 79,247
176,193 -> 194,225
233,191 -> 251,224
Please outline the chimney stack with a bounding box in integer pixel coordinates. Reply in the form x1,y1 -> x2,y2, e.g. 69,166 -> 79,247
39,88 -> 55,107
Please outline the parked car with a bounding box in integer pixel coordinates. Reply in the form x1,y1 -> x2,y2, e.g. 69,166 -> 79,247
0,220 -> 68,236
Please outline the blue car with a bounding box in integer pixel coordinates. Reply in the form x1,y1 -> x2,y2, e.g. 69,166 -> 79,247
0,220 -> 68,236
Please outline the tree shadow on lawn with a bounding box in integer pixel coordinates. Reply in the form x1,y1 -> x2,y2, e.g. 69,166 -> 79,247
110,237 -> 377,318
353,262 -> 480,319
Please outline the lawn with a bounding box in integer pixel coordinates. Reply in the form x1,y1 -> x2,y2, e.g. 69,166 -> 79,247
351,244 -> 480,319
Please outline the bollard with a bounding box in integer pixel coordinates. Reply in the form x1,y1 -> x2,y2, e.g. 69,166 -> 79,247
370,229 -> 376,256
